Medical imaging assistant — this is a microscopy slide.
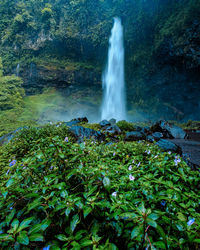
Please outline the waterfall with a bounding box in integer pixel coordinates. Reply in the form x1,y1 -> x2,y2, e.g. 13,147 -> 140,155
16,63 -> 20,76
101,17 -> 126,121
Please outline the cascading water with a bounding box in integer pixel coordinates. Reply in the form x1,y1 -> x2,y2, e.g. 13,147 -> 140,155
16,63 -> 20,76
101,17 -> 126,121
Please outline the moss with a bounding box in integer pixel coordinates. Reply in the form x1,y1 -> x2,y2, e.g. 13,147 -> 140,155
32,56 -> 99,72
174,120 -> 200,130
116,120 -> 136,132
81,123 -> 101,130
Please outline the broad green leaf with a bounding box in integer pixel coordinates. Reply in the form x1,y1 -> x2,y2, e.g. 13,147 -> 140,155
153,241 -> 166,249
17,231 -> 29,245
28,224 -> 42,235
83,206 -> 92,218
120,212 -> 138,220
80,240 -> 93,247
59,153 -> 65,159
156,225 -> 166,240
86,186 -> 98,197
56,234 -> 68,241
194,239 -> 200,243
11,218 -> 19,232
29,233 -> 44,242
137,203 -> 146,214
148,213 -> 159,220
17,217 -> 34,232
176,222 -> 185,231
6,178 -> 14,187
131,226 -> 141,239
109,243 -> 118,250
60,190 -> 68,198
40,219 -> 51,231
2,191 -> 8,198
27,199 -> 42,212
70,214 -> 79,233
65,208 -> 71,217
177,212 -> 187,222
146,218 -> 157,228
5,209 -> 16,226
0,234 -> 14,241
71,240 -> 80,248
75,230 -> 87,240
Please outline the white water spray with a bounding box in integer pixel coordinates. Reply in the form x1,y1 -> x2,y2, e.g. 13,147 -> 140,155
101,17 -> 126,121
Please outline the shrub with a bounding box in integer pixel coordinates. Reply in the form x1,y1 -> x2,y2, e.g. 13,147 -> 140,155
116,120 -> 136,132
0,124 -> 199,249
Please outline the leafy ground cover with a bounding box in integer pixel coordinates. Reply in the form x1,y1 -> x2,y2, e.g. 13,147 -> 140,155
0,124 -> 199,249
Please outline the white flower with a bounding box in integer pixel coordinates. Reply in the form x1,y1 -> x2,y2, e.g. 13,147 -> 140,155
112,192 -> 117,197
129,174 -> 135,181
128,165 -> 132,171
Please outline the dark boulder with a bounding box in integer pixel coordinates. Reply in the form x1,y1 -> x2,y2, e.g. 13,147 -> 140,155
65,120 -> 80,127
135,126 -> 142,132
140,127 -> 151,136
71,117 -> 88,123
125,131 -> 145,141
146,135 -> 155,143
64,117 -> 88,127
103,125 -> 121,135
99,120 -> 111,128
151,120 -> 186,139
143,126 -> 151,133
69,126 -> 105,142
109,118 -> 116,125
156,139 -> 182,154
152,132 -> 163,140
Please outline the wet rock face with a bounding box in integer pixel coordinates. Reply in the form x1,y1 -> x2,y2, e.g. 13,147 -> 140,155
174,20 -> 200,69
20,64 -> 101,95
152,132 -> 163,141
64,117 -> 88,127
156,139 -> 182,154
69,125 -> 105,142
103,125 -> 121,135
151,120 -> 186,139
125,131 -> 145,141
99,120 -> 111,127
99,119 -> 121,135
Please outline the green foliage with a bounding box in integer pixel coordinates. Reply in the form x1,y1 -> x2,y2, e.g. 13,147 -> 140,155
175,120 -> 200,130
81,123 -> 101,131
0,124 -> 199,249
116,120 -> 136,132
0,108 -> 37,137
0,57 -> 3,77
0,75 -> 24,111
0,0 -> 199,118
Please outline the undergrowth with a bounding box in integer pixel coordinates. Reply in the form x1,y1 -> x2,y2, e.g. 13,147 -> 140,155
0,124 -> 199,249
